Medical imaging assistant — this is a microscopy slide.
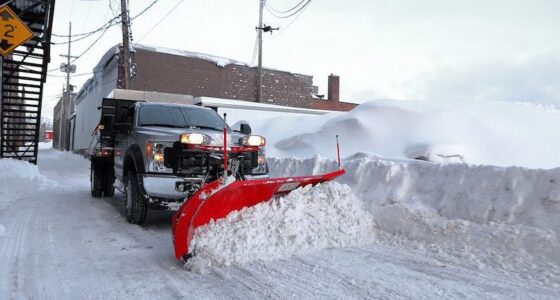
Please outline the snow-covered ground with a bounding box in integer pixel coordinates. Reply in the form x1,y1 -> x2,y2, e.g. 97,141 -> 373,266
1,144 -> 558,298
1,100 -> 559,298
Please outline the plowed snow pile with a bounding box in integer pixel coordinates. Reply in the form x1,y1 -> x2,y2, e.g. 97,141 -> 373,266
0,158 -> 53,209
189,182 -> 374,272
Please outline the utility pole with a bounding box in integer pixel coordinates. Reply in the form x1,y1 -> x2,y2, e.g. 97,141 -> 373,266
256,0 -> 278,103
257,0 -> 264,102
120,0 -> 132,89
65,23 -> 71,104
59,22 -> 77,151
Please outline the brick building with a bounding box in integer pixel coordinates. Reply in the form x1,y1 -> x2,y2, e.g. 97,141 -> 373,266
66,44 -> 358,152
120,45 -> 357,111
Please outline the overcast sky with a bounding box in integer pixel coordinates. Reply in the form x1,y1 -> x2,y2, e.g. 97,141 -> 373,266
42,0 -> 560,119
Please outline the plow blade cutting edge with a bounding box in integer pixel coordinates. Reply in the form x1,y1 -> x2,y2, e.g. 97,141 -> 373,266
172,169 -> 345,260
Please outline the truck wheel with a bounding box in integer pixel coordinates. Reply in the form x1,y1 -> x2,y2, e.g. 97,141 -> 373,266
125,170 -> 148,225
91,162 -> 103,198
103,167 -> 115,197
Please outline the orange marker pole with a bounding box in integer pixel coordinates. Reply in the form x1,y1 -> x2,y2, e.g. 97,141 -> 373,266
336,134 -> 341,169
223,113 -> 228,180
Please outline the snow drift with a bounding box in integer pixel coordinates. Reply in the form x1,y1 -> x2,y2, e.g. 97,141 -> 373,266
249,99 -> 560,169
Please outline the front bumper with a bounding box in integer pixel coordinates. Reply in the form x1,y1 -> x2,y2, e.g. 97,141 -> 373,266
142,174 -> 187,201
142,172 -> 270,210
143,173 -> 271,199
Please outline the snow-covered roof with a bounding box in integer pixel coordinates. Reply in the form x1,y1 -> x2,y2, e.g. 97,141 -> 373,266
134,44 -> 248,68
93,44 -> 121,73
88,43 -> 313,81
195,96 -> 329,115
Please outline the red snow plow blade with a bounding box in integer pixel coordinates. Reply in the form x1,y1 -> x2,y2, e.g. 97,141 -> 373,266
172,169 -> 345,260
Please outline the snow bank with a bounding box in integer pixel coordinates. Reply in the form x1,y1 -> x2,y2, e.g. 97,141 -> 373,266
268,156 -> 560,274
249,99 -> 560,169
0,158 -> 53,209
270,156 -> 560,233
188,182 -> 374,272
188,154 -> 559,273
0,149 -> 88,210
188,155 -> 560,283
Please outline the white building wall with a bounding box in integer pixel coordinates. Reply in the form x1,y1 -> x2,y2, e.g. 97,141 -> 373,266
73,63 -> 119,153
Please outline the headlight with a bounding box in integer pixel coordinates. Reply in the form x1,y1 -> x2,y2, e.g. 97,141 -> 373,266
241,135 -> 266,147
153,152 -> 164,162
252,148 -> 268,175
146,141 -> 172,172
180,133 -> 209,145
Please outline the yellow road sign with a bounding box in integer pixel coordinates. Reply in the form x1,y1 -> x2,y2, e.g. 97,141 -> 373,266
0,5 -> 33,57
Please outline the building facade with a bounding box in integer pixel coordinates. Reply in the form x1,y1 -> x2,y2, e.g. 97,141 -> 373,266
63,44 -> 358,152
123,45 -> 356,111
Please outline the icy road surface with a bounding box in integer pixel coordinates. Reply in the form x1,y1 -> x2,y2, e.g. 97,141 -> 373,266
0,148 -> 558,299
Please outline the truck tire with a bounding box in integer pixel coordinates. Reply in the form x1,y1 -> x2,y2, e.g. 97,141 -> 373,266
91,162 -> 103,198
103,167 -> 115,197
125,170 -> 148,225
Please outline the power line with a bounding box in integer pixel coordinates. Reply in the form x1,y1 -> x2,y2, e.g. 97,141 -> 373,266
70,26 -> 111,64
265,0 -> 312,19
48,0 -> 162,72
135,0 -> 185,43
47,25 -> 110,72
109,0 -> 120,16
52,0 -> 159,39
266,0 -> 307,14
48,71 -> 99,78
52,14 -> 121,44
131,0 -> 160,21
279,0 -> 312,34
250,33 -> 258,65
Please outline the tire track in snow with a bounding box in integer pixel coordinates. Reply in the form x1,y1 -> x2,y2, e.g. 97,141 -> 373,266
3,201 -> 36,299
209,264 -> 283,299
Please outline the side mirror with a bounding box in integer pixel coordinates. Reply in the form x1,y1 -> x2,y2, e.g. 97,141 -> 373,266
240,123 -> 252,135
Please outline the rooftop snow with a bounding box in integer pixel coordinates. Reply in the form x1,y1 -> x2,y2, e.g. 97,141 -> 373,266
134,44 -> 248,68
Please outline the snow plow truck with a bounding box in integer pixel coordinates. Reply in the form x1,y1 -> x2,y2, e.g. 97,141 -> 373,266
90,98 -> 344,260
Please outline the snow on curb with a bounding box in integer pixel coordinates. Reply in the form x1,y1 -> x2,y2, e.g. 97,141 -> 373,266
188,181 -> 374,272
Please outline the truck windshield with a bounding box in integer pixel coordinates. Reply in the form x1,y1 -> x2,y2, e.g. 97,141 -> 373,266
138,105 -> 228,131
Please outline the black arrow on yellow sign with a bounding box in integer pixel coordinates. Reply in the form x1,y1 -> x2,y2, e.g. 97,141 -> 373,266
0,6 -> 33,57
0,39 -> 13,51
0,10 -> 13,21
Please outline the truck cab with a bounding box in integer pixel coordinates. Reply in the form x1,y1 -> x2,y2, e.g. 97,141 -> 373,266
91,98 -> 268,224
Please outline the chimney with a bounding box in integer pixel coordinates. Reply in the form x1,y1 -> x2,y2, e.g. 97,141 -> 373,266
328,74 -> 340,102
